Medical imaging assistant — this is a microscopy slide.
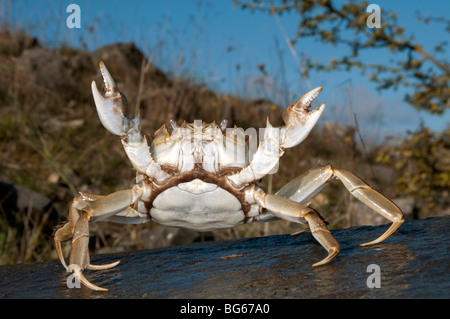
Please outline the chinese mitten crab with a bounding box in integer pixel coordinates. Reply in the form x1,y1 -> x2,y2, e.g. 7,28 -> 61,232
54,62 -> 404,291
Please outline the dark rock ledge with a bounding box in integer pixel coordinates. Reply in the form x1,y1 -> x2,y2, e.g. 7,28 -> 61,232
0,216 -> 448,299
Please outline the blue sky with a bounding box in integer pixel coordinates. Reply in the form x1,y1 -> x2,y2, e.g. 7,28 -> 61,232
6,0 -> 450,143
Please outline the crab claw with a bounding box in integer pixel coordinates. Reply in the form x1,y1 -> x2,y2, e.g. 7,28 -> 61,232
293,87 -> 323,110
91,61 -> 127,136
281,87 -> 325,148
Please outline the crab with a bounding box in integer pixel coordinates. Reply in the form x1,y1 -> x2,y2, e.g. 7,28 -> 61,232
54,62 -> 404,291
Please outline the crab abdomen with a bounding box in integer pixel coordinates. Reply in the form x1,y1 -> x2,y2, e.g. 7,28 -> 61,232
150,179 -> 245,231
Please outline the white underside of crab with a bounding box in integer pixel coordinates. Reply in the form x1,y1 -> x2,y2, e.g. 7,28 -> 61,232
53,62 -> 405,292
151,179 -> 244,230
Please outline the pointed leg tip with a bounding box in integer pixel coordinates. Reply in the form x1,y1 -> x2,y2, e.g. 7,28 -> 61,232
74,271 -> 109,292
312,261 -> 324,267
109,259 -> 121,268
360,219 -> 404,247
360,240 -> 378,247
312,247 -> 340,267
86,259 -> 120,270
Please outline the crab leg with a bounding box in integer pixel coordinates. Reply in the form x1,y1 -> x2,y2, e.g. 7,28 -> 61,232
53,221 -> 72,270
69,212 -> 110,291
276,164 -> 404,246
54,187 -> 142,291
252,189 -> 340,266
91,62 -> 170,183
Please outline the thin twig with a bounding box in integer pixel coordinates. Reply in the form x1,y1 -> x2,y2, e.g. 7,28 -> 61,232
272,11 -> 312,90
353,113 -> 378,184
135,55 -> 154,116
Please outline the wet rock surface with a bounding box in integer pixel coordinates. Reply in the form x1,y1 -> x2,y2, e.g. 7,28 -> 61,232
0,216 -> 449,299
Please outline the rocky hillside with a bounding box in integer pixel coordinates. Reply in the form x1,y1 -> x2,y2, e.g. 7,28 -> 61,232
0,29 -> 448,265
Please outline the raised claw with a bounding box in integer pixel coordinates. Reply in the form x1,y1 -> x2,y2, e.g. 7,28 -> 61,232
91,63 -> 168,181
292,86 -> 323,110
281,87 -> 326,148
226,87 -> 326,188
91,61 -> 127,136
